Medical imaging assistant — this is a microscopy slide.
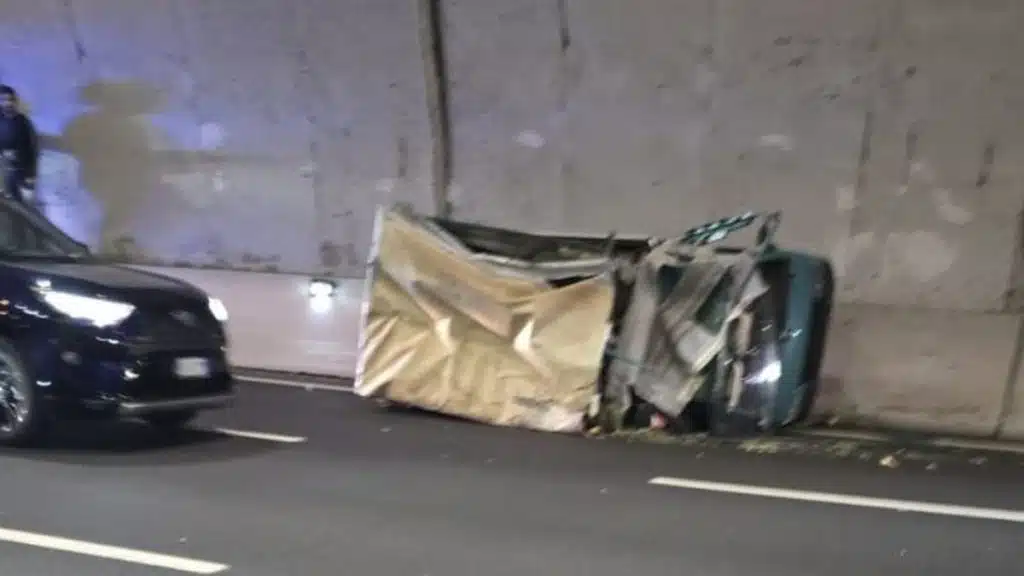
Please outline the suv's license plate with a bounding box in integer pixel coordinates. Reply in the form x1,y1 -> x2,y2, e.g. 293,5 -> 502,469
174,357 -> 210,379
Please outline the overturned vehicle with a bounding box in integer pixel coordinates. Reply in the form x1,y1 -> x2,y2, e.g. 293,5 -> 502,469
353,205 -> 833,436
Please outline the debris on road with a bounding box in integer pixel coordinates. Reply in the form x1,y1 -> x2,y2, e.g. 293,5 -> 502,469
354,204 -> 834,439
879,454 -> 900,468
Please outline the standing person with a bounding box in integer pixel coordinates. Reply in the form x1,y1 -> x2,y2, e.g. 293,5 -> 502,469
0,85 -> 40,205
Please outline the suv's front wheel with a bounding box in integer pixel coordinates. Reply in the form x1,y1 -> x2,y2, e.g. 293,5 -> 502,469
0,338 -> 48,447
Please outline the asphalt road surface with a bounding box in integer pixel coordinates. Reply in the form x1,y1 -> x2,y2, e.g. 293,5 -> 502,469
1,377 -> 1023,576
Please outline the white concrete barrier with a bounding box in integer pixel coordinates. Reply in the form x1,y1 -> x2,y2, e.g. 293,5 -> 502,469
131,267 -> 362,378
812,304 -> 1022,439
130,266 -> 1024,440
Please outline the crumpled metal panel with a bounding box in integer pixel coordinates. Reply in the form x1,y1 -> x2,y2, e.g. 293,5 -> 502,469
354,206 -> 615,433
605,214 -> 778,423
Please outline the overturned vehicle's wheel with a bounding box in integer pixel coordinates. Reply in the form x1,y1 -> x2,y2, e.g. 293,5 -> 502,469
0,339 -> 48,447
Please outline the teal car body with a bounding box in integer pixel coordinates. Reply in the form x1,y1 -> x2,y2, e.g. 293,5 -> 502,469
647,213 -> 834,432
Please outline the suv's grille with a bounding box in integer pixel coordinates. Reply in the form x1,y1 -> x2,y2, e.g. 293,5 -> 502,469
127,305 -> 225,352
123,350 -> 232,401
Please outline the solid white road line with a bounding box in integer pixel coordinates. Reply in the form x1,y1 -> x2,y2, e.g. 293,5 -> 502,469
235,375 -> 354,393
931,437 -> 1024,455
648,476 -> 1024,524
212,428 -> 307,444
0,527 -> 229,574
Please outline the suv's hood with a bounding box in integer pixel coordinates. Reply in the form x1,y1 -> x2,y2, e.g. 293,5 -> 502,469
5,260 -> 205,303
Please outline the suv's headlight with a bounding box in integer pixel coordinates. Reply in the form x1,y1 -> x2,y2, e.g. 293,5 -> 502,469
208,297 -> 228,322
42,290 -> 135,328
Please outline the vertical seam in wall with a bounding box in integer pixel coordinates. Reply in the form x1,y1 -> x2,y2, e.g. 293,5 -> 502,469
995,314 -> 1024,438
700,0 -> 719,211
996,210 -> 1024,437
849,109 -> 873,235
289,4 -> 325,272
61,0 -> 88,65
556,0 -> 570,227
417,0 -> 452,218
849,2 -> 890,237
1002,167 -> 1024,313
556,0 -> 570,54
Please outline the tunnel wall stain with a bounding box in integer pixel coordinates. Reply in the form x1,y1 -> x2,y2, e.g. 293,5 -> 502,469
0,0 -> 435,275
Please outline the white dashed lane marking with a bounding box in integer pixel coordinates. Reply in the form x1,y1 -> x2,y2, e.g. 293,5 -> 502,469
210,428 -> 307,444
0,527 -> 230,574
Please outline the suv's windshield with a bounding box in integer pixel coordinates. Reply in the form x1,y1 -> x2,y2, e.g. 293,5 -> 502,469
0,199 -> 89,259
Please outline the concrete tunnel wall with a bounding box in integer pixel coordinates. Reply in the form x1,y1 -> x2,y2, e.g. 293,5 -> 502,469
2,0 -> 1024,437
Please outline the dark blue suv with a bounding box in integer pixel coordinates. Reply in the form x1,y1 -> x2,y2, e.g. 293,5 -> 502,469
0,199 -> 235,446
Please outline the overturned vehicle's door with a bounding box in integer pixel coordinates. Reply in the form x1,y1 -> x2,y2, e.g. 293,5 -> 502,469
601,212 -> 834,435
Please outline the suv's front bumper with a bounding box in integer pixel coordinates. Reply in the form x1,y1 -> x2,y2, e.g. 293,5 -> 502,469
117,390 -> 236,417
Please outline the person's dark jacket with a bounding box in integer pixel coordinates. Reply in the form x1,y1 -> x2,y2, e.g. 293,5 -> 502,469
0,111 -> 39,182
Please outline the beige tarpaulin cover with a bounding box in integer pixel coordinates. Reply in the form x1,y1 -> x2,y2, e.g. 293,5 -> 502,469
354,207 -> 615,433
